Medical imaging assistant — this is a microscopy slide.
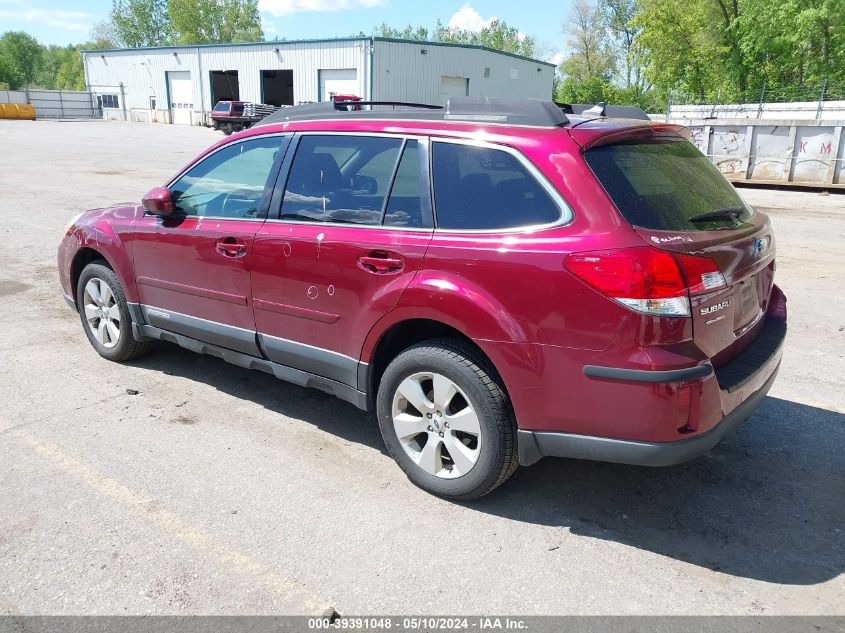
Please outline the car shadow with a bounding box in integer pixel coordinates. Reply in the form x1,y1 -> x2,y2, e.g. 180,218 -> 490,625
472,396 -> 845,586
129,343 -> 385,455
131,346 -> 843,586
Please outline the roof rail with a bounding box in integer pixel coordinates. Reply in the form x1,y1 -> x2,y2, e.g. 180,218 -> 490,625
335,100 -> 443,110
258,99 -> 443,125
446,97 -> 568,126
257,96 -> 571,127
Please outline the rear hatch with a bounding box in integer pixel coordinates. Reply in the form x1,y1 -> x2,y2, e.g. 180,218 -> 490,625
578,129 -> 776,367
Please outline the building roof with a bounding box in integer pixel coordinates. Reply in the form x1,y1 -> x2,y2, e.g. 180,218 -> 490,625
82,36 -> 557,68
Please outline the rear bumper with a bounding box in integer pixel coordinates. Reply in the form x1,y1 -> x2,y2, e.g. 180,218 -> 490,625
518,360 -> 779,467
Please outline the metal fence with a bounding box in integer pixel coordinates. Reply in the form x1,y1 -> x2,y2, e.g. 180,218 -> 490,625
667,81 -> 845,120
0,89 -> 97,119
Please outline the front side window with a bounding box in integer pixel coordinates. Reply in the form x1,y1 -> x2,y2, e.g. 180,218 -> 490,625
281,135 -> 403,225
169,136 -> 283,219
432,142 -> 561,230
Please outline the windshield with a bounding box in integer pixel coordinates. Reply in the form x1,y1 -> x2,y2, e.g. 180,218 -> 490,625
584,138 -> 752,231
212,102 -> 229,113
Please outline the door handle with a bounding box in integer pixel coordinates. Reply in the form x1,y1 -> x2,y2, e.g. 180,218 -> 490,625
358,252 -> 404,274
216,238 -> 247,258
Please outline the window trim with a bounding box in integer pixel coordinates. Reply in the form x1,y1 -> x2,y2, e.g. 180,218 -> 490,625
266,131 -> 435,232
429,137 -> 573,234
161,132 -> 291,222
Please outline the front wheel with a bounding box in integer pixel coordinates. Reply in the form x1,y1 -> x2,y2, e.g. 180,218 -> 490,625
376,339 -> 518,500
76,261 -> 151,362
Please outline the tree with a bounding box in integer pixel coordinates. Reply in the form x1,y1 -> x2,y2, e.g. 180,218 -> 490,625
169,0 -> 263,45
740,0 -> 845,91
559,0 -> 616,84
369,23 -> 430,40
599,0 -> 645,90
557,76 -> 619,103
110,0 -> 174,47
432,19 -> 539,58
0,31 -> 42,89
712,0 -> 749,93
36,45 -> 82,89
634,0 -> 724,101
90,20 -> 120,49
54,47 -> 88,90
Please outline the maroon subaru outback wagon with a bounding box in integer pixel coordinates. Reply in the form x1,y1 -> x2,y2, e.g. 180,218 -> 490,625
58,98 -> 786,499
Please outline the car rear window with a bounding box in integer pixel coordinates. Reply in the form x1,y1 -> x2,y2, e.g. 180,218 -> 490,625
584,139 -> 752,231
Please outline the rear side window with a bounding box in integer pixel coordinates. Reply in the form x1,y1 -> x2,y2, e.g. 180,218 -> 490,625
281,135 -> 403,225
432,142 -> 562,230
584,139 -> 752,231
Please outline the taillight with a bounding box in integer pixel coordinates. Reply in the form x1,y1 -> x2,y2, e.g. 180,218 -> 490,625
564,247 -> 725,317
675,252 -> 727,294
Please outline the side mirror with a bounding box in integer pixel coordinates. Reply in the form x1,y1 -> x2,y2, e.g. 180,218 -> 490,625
142,187 -> 174,215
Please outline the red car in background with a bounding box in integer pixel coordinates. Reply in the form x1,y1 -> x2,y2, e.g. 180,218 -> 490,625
58,97 -> 786,499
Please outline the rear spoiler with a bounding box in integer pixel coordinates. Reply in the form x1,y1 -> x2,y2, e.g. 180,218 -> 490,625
556,101 -> 651,121
570,122 -> 691,150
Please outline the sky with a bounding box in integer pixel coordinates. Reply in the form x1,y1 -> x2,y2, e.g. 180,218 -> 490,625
0,0 -> 571,63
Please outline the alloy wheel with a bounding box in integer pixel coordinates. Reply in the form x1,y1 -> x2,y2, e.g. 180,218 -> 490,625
83,278 -> 121,349
391,372 -> 482,479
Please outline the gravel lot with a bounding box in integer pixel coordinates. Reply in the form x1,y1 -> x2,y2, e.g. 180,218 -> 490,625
0,120 -> 842,616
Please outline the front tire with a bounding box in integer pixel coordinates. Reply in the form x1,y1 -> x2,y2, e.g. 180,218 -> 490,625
76,261 -> 151,362
376,339 -> 518,500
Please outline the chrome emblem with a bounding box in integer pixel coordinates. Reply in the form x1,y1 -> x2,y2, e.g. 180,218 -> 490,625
701,300 -> 730,316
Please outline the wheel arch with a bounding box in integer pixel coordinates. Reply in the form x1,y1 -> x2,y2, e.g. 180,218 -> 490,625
362,317 -> 518,416
71,226 -> 139,306
70,247 -> 112,306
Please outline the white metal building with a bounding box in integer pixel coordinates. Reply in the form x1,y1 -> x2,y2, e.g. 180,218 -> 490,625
82,37 -> 556,125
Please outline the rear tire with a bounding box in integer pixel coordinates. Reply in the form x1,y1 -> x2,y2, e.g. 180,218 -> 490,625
76,261 -> 151,362
376,338 -> 518,500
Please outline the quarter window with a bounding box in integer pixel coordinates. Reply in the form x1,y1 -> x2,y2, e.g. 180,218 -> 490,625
169,136 -> 282,219
281,135 -> 403,225
432,142 -> 561,230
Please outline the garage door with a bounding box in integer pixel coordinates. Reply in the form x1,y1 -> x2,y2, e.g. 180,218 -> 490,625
319,69 -> 358,102
439,76 -> 469,106
167,71 -> 193,125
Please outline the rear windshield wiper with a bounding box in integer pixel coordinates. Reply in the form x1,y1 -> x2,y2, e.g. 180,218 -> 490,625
688,206 -> 746,224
